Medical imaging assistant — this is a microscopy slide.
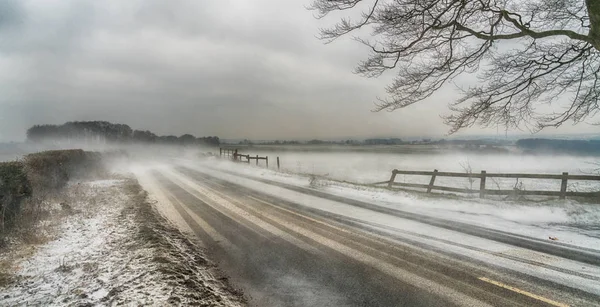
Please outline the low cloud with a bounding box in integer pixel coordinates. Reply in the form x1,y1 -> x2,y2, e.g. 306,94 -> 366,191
0,0 -> 594,142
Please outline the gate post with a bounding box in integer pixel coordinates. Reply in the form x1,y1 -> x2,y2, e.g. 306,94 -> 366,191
479,171 -> 487,198
388,170 -> 397,188
427,169 -> 438,193
560,172 -> 568,199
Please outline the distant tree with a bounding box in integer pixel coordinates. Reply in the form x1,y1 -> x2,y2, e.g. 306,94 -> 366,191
179,134 -> 197,146
208,136 -> 220,146
26,121 -> 220,147
26,125 -> 59,141
364,138 -> 404,145
311,0 -> 600,133
113,124 -> 133,142
195,136 -> 220,146
157,135 -> 179,145
133,130 -> 157,143
166,135 -> 179,144
26,121 -> 134,143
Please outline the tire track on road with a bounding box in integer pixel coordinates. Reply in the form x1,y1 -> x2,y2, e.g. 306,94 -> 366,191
196,164 -> 600,266
164,171 -> 492,307
174,165 -> 600,306
182,166 -> 600,281
149,169 -> 460,306
169,166 -> 588,307
158,167 -> 323,255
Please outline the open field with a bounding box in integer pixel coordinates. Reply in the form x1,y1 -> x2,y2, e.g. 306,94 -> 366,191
2,144 -> 599,306
228,147 -> 600,194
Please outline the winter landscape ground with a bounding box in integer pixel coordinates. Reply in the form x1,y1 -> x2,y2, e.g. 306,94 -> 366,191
244,147 -> 600,191
0,152 -> 246,306
1,145 -> 600,306
194,154 -> 600,245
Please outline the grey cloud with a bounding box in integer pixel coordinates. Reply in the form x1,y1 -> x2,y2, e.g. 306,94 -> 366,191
0,1 -> 94,56
0,0 -> 594,142
0,0 -> 23,29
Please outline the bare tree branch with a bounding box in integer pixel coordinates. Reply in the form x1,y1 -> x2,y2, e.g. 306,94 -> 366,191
310,0 -> 600,133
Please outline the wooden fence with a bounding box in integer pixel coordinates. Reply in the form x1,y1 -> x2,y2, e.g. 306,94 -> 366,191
219,148 -> 280,170
220,148 -> 237,158
374,169 -> 600,199
234,153 -> 269,167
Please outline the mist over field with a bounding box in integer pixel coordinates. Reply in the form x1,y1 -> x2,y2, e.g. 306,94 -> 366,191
251,148 -> 598,176
3,138 -> 599,191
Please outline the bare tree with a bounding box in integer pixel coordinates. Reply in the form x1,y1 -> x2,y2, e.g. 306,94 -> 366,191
310,0 -> 600,133
459,160 -> 475,190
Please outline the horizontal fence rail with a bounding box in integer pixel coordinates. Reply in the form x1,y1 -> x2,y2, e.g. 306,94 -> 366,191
390,170 -> 600,181
376,169 -> 600,200
219,148 -> 280,170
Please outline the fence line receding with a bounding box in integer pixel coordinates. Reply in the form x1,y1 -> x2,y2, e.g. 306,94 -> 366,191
219,148 -> 279,170
375,169 -> 600,199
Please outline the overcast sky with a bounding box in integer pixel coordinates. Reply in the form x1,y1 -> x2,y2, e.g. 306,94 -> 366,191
0,0 -> 597,142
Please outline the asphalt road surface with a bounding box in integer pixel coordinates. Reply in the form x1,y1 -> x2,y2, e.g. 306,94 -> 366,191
136,163 -> 600,307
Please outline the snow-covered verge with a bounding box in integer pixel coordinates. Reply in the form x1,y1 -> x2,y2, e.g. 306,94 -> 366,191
0,177 -> 245,306
178,157 -> 600,251
243,149 -> 600,190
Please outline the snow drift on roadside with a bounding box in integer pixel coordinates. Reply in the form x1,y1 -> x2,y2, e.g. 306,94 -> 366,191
1,178 -> 245,306
185,157 -> 600,249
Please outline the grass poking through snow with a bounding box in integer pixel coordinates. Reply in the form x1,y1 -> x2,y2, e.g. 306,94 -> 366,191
0,177 -> 245,306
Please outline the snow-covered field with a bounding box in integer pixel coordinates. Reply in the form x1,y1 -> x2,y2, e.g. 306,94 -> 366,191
182,156 -> 600,252
239,150 -> 600,192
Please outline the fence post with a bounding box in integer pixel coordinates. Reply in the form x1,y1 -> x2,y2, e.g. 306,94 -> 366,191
427,169 -> 438,193
388,170 -> 397,188
277,157 -> 280,170
266,156 -> 269,168
234,149 -> 238,161
560,172 -> 568,200
220,148 -> 222,157
256,155 -> 259,165
479,170 -> 486,198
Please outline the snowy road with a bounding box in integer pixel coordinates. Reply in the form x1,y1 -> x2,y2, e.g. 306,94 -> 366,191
135,162 -> 600,307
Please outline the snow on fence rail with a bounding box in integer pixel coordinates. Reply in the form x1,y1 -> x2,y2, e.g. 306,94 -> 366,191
219,148 -> 280,170
374,169 -> 600,199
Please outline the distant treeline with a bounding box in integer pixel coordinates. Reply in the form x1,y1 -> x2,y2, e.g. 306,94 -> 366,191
516,138 -> 600,154
237,137 -> 512,146
239,138 -> 407,146
26,121 -> 220,146
238,139 -> 399,145
364,138 -> 405,145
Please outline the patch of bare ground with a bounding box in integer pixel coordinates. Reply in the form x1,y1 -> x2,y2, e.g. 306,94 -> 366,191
0,177 -> 246,306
